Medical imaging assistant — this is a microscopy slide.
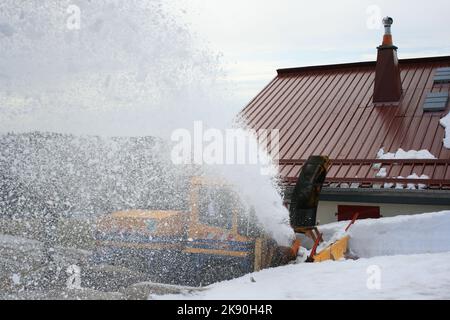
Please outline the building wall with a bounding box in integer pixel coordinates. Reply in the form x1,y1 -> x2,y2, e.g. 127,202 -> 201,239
316,201 -> 450,225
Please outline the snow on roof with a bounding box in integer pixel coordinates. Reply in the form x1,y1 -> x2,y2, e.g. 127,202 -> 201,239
440,112 -> 450,149
377,148 -> 436,160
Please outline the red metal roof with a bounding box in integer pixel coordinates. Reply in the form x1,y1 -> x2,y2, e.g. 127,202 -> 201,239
241,56 -> 450,189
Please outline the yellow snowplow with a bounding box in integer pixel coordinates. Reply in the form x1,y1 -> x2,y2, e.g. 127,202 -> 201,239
93,156 -> 351,285
313,236 -> 350,262
94,176 -> 298,285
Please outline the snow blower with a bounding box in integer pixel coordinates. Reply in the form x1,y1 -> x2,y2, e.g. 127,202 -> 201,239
289,155 -> 351,262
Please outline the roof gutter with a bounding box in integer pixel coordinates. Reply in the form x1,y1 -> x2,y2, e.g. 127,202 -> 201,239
283,186 -> 450,206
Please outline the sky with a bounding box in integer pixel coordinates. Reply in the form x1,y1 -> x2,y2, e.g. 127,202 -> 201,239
177,0 -> 450,105
1,0 -> 450,134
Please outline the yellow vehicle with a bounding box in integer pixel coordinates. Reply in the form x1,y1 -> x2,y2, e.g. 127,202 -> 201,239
93,156 -> 350,286
94,176 -> 297,285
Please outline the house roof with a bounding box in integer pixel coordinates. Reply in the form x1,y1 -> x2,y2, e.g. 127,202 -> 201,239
241,56 -> 450,190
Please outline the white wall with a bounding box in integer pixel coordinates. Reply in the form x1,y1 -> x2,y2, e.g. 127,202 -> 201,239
316,201 -> 450,225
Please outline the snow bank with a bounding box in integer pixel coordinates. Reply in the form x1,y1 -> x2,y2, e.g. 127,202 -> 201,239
157,252 -> 450,300
156,211 -> 450,300
440,112 -> 450,149
319,211 -> 450,258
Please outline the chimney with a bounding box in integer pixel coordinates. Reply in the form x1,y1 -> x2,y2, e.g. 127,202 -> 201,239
373,17 -> 403,104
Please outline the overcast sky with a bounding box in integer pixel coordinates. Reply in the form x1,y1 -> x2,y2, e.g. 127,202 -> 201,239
178,0 -> 450,105
1,0 -> 449,133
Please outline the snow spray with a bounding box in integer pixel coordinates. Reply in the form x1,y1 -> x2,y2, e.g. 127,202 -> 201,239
0,1 -> 293,246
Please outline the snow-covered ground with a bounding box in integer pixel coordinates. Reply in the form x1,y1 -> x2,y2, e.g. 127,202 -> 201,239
158,252 -> 450,300
157,211 -> 450,300
1,210 -> 450,300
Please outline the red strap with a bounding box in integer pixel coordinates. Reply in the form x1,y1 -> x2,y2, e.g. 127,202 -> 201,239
308,232 -> 323,261
345,212 -> 360,232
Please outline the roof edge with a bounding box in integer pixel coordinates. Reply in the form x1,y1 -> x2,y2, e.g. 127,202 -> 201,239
277,55 -> 450,75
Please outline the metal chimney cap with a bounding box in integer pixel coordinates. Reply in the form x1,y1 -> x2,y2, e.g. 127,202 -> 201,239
383,17 -> 394,26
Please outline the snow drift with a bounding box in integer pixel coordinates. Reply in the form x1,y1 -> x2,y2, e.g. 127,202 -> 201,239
319,211 -> 450,258
157,211 -> 450,300
157,251 -> 450,300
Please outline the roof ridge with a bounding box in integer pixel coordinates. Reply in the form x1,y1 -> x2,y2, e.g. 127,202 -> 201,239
277,55 -> 450,75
